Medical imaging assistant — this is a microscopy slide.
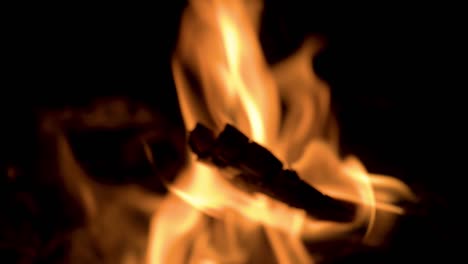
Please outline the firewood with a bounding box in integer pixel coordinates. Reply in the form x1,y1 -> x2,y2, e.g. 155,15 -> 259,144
211,124 -> 250,167
188,123 -> 216,159
188,123 -> 356,222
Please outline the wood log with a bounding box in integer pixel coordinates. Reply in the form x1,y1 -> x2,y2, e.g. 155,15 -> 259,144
188,123 -> 356,222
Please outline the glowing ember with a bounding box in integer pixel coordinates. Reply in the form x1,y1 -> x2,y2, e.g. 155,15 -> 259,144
146,0 -> 416,263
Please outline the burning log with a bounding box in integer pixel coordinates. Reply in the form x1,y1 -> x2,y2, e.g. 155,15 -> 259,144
188,123 -> 356,222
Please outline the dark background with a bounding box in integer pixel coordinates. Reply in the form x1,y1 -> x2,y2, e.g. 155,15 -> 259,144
2,1 -> 464,263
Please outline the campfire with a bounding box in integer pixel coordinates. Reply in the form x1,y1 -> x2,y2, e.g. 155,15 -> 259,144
145,0 -> 415,263
3,0 -> 420,263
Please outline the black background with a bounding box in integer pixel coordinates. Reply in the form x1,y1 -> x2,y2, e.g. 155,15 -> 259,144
2,1 -> 464,263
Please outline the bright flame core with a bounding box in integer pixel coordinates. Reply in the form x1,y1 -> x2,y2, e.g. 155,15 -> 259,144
147,0 -> 416,263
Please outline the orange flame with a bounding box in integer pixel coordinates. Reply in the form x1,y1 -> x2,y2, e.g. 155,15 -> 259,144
147,0 -> 416,263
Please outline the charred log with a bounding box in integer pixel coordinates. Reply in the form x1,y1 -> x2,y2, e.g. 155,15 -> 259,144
188,123 -> 356,222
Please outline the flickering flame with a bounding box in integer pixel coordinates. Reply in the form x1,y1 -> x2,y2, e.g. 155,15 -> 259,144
148,0 -> 415,263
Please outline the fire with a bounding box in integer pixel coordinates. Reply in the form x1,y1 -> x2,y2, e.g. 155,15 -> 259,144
147,0 -> 415,263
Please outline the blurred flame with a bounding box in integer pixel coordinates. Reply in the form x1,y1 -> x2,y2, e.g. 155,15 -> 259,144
148,0 -> 416,263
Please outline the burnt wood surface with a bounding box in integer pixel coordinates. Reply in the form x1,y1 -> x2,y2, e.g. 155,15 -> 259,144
189,123 -> 356,222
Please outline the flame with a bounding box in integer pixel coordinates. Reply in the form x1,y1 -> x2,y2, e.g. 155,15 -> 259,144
38,112 -> 165,264
148,0 -> 416,263
171,0 -> 279,147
